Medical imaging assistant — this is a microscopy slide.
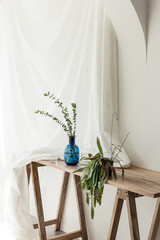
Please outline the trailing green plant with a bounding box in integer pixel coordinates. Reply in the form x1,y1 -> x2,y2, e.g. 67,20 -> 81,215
35,92 -> 77,136
74,113 -> 129,219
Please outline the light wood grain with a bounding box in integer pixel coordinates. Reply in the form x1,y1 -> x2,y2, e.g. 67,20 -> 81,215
38,160 -> 160,198
31,162 -> 47,240
30,161 -> 88,240
33,219 -> 57,229
55,172 -> 69,231
126,191 -> 140,240
35,160 -> 160,240
48,230 -> 82,240
74,175 -> 88,240
107,189 -> 124,240
26,164 -> 31,185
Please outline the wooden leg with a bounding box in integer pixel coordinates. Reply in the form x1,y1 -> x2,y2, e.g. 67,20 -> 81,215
126,191 -> 140,240
31,162 -> 47,240
26,164 -> 31,185
107,189 -> 124,240
148,198 -> 160,240
74,175 -> 88,240
55,171 -> 70,231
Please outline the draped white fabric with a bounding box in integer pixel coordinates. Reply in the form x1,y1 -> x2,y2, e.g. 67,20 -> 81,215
0,0 -> 130,239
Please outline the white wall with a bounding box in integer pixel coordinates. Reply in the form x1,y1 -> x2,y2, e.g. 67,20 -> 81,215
102,0 -> 160,239
30,1 -> 160,239
102,0 -> 160,172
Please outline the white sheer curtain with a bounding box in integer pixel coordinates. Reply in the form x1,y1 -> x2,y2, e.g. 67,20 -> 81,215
0,0 -> 130,239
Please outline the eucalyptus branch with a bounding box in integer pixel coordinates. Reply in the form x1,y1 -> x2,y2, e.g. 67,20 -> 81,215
35,110 -> 69,134
71,103 -> 77,136
35,92 -> 77,136
44,92 -> 73,136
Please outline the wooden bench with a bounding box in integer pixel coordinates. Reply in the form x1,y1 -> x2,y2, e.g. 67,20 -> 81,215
27,160 -> 160,240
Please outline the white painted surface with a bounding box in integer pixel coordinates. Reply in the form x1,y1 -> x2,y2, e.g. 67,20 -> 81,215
102,0 -> 160,172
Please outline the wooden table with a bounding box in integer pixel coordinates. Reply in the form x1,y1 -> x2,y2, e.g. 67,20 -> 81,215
27,160 -> 160,240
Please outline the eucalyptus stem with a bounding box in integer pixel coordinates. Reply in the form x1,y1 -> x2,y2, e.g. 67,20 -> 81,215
44,92 -> 73,136
71,103 -> 77,136
35,110 -> 69,134
35,92 -> 77,136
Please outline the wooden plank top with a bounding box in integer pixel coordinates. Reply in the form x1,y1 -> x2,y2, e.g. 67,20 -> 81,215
37,160 -> 160,198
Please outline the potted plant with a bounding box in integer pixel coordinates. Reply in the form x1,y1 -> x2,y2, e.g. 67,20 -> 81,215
35,92 -> 79,165
74,113 -> 129,219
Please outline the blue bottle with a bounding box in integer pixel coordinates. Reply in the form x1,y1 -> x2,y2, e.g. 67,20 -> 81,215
64,136 -> 79,165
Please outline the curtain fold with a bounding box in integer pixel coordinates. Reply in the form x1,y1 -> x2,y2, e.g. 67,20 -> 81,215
0,0 -> 130,239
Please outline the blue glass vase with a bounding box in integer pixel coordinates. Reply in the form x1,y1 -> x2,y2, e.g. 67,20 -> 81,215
64,136 -> 79,165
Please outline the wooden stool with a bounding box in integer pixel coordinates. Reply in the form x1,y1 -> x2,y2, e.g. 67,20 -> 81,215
27,161 -> 88,240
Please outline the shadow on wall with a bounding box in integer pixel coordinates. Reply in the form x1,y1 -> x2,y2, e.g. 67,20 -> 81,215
101,0 -> 147,58
130,0 -> 148,52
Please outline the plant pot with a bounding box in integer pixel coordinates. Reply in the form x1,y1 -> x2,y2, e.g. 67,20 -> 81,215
64,136 -> 79,165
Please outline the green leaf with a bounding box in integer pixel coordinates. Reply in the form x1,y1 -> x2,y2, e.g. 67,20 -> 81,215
86,192 -> 89,205
97,137 -> 103,156
99,160 -> 102,166
97,186 -> 104,205
85,180 -> 90,190
102,176 -> 108,186
80,157 -> 90,161
91,195 -> 94,219
88,153 -> 92,158
92,169 -> 97,187
71,103 -> 76,108
73,168 -> 86,173
81,183 -> 86,191
93,153 -> 101,159
100,164 -> 104,177
44,92 -> 50,96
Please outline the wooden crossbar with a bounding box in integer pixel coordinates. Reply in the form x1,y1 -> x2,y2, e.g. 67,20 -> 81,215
48,230 -> 82,240
33,219 -> 57,229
